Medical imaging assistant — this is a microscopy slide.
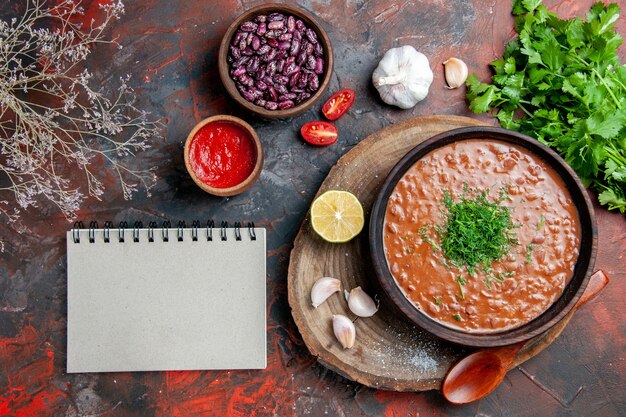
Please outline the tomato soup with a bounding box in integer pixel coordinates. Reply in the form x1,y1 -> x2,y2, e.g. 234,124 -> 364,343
188,121 -> 257,189
383,139 -> 581,333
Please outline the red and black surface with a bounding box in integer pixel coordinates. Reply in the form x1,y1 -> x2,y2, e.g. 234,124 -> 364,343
0,1 -> 624,416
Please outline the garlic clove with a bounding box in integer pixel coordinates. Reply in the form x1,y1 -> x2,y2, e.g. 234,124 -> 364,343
332,314 -> 356,349
311,277 -> 341,308
346,286 -> 378,317
443,58 -> 468,89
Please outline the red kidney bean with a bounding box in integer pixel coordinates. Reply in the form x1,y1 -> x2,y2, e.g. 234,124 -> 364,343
289,39 -> 300,57
247,57 -> 260,73
279,100 -> 295,109
296,50 -> 307,66
313,42 -> 323,56
257,44 -> 271,55
265,30 -> 282,38
234,56 -> 250,68
305,42 -> 314,56
241,89 -> 256,102
307,73 -> 319,90
256,22 -> 267,36
240,21 -> 257,32
255,98 -> 267,107
286,56 -> 295,65
230,45 -> 241,59
267,86 -> 278,101
305,29 -> 318,43
278,33 -> 292,41
289,71 -> 300,88
283,62 -> 299,76
266,61 -> 277,76
287,16 -> 295,32
255,80 -> 268,91
314,57 -> 324,74
257,67 -> 266,80
273,74 -> 289,85
232,31 -> 246,46
265,101 -> 278,110
231,66 -> 247,77
275,83 -> 289,95
267,38 -> 279,48
227,55 -> 234,64
306,55 -> 316,70
295,19 -> 305,31
298,92 -> 311,101
255,15 -> 267,23
297,71 -> 308,89
279,93 -> 297,101
262,75 -> 274,85
268,13 -> 283,21
268,20 -> 284,30
251,36 -> 261,50
276,59 -> 285,73
278,40 -> 291,50
263,48 -> 277,62
241,48 -> 255,56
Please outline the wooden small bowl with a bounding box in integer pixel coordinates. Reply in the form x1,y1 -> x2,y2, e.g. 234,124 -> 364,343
184,115 -> 263,197
369,127 -> 597,347
218,3 -> 334,119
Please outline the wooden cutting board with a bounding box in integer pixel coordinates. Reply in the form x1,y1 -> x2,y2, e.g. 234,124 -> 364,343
287,115 -> 579,391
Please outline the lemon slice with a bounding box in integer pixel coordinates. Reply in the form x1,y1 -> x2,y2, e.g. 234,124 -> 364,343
310,190 -> 364,243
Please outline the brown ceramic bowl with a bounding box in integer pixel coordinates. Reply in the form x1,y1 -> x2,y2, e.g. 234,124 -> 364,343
218,3 -> 334,119
184,115 -> 263,197
369,127 -> 597,347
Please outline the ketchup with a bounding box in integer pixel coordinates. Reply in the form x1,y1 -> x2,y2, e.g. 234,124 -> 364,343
188,121 -> 257,189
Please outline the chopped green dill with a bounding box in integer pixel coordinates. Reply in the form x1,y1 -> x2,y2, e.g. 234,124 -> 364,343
422,235 -> 441,252
484,277 -> 492,289
440,189 -> 518,274
525,243 -> 534,264
456,275 -> 467,299
418,225 -> 429,236
452,314 -> 462,322
537,214 -> 545,231
405,247 -> 415,255
434,296 -> 442,305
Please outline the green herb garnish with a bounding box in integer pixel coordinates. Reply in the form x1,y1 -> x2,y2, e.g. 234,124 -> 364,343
466,0 -> 626,213
525,243 -> 534,264
453,314 -> 462,322
537,214 -> 545,231
440,190 -> 518,274
456,275 -> 467,300
434,296 -> 442,306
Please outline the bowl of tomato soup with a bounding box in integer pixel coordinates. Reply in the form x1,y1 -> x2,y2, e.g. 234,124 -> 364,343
184,115 -> 263,197
369,127 -> 596,347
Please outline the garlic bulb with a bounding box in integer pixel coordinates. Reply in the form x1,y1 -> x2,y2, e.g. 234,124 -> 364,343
332,314 -> 355,349
311,277 -> 341,308
346,287 -> 378,317
443,57 -> 468,89
372,45 -> 433,109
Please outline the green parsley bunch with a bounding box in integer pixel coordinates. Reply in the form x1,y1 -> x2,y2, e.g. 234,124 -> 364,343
466,0 -> 626,213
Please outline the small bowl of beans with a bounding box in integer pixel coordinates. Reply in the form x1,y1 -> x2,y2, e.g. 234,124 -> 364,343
218,4 -> 334,119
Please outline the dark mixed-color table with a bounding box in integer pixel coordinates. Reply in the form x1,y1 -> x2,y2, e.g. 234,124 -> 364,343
1,1 -> 624,416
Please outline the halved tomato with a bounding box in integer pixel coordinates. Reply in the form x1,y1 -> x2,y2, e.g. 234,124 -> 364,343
300,121 -> 338,146
322,88 -> 355,121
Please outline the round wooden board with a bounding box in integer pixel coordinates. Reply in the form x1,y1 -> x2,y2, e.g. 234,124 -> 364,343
287,115 -> 581,392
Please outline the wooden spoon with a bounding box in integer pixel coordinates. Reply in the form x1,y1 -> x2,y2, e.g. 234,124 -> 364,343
442,270 -> 609,404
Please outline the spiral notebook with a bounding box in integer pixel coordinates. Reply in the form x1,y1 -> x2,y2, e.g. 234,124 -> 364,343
66,221 -> 266,373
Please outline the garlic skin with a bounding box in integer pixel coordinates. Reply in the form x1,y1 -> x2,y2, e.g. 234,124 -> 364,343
443,57 -> 468,89
311,277 -> 341,308
346,287 -> 378,317
372,45 -> 433,109
332,314 -> 356,349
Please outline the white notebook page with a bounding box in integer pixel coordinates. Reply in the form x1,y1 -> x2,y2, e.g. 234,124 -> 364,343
66,226 -> 266,373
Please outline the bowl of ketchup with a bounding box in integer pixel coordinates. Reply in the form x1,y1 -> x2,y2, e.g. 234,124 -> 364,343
184,115 -> 263,197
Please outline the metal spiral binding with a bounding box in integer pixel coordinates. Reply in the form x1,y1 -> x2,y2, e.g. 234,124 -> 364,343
118,221 -> 128,243
162,220 -> 171,242
248,222 -> 256,241
148,221 -> 157,242
133,221 -> 143,242
206,220 -> 214,241
220,221 -> 228,241
72,220 -> 255,243
103,221 -> 112,243
177,221 -> 186,241
72,221 -> 84,243
191,220 -> 200,241
234,222 -> 242,241
88,221 -> 98,243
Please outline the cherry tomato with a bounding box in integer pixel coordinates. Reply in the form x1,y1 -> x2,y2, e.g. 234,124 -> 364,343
300,121 -> 338,146
322,88 -> 356,121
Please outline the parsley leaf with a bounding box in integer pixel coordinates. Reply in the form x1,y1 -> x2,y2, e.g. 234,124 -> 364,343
466,0 -> 626,213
